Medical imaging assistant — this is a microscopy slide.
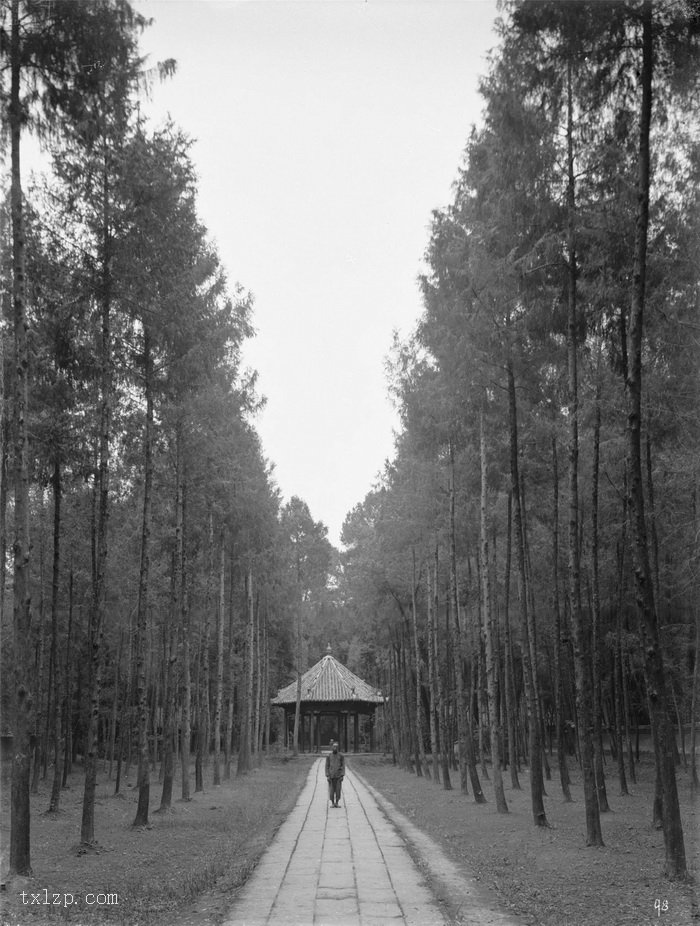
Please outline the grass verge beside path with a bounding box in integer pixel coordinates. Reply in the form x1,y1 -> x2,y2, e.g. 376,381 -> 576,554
353,754 -> 698,926
0,756 -> 312,926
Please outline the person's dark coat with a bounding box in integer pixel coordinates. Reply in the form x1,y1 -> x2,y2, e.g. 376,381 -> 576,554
325,749 -> 345,780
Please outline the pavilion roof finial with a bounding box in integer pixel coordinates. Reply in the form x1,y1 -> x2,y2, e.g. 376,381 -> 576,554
326,642 -> 332,655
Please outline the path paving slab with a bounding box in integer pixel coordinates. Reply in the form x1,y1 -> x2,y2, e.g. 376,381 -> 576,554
223,758 -> 522,926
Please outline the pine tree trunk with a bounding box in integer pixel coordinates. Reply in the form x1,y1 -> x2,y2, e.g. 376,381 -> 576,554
108,632 -> 123,782
62,567 -> 74,788
75,656 -> 84,770
292,561 -> 302,758
394,637 -> 407,768
565,58 -> 603,845
476,636 -> 489,780
81,152 -> 112,847
622,649 -> 636,786
114,650 -> 124,793
194,624 -> 203,791
246,575 -> 256,765
387,646 -> 399,765
450,552 -> 483,797
520,476 -> 550,784
254,592 -> 262,765
427,562 -> 440,783
40,518 -> 53,784
480,411 -> 507,811
9,0 -> 34,875
617,471 -> 637,787
158,593 -> 177,810
626,0 -> 685,879
224,551 -> 235,779
107,643 -> 120,782
438,586 -> 453,791
237,565 -> 254,775
610,634 -> 629,796
396,629 -> 411,769
401,626 -> 416,771
48,457 -> 63,813
0,321 -> 7,631
646,423 -> 661,610
401,637 -> 410,768
196,508 -> 214,789
263,612 -> 271,753
591,383 -> 610,812
178,456 -> 191,800
411,548 -> 425,777
503,492 -> 521,790
213,535 -> 225,786
447,447 -> 469,795
31,568 -> 47,795
670,686 -> 684,769
115,602 -> 134,795
507,359 -> 547,827
690,604 -> 699,793
148,639 -> 158,772
613,625 -> 629,796
690,477 -> 699,793
133,328 -> 154,827
8,0 -> 33,873
550,436 -> 572,802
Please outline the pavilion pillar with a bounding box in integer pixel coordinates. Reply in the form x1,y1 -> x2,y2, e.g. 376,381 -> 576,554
369,712 -> 375,753
353,713 -> 359,753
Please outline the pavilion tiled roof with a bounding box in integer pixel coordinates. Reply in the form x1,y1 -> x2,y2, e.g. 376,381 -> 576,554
271,648 -> 383,706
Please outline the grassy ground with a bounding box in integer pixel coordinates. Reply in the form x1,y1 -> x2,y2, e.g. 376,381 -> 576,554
1,751 -> 697,926
352,753 -> 699,926
0,755 -> 312,926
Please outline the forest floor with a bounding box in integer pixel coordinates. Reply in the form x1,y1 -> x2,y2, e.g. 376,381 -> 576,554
353,752 -> 699,926
0,754 -> 312,926
0,751 -> 697,926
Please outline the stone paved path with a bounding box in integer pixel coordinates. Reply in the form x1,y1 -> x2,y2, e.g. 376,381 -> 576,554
222,757 -> 447,926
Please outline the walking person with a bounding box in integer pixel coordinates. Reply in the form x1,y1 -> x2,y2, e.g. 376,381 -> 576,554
325,741 -> 345,807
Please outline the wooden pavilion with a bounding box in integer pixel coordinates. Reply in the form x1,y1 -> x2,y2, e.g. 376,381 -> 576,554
271,645 -> 384,753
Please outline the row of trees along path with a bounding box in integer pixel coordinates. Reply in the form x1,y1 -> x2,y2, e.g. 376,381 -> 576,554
1,0 -> 698,889
2,0 -> 337,875
340,0 -> 698,883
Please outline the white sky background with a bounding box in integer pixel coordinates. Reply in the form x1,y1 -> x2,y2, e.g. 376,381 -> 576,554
135,0 -> 500,546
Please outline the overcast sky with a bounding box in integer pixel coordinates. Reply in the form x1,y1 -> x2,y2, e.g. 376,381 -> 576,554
136,0 -> 500,546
